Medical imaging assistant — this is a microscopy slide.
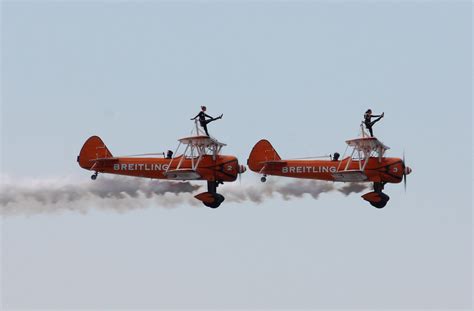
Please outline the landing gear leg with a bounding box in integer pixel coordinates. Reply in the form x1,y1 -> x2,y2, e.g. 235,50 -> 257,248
207,180 -> 217,193
91,172 -> 98,180
373,182 -> 385,193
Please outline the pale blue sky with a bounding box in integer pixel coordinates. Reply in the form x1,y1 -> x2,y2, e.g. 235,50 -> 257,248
1,1 -> 472,309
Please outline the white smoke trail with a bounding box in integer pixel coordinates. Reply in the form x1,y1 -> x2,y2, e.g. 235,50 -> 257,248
0,175 -> 368,216
220,179 -> 368,203
0,175 -> 201,216
338,182 -> 369,196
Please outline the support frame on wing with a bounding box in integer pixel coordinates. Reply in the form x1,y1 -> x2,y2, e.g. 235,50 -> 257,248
333,124 -> 390,182
164,122 -> 227,180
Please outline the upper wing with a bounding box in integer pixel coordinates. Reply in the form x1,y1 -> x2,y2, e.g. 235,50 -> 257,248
345,137 -> 390,152
179,135 -> 226,147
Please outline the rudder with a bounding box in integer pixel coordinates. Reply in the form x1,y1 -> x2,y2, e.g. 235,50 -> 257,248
247,139 -> 281,172
77,136 -> 113,170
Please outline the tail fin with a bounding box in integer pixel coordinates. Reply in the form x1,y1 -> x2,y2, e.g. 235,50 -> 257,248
247,139 -> 281,172
77,136 -> 113,170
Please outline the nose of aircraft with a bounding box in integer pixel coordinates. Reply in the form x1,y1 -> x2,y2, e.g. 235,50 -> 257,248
404,166 -> 412,175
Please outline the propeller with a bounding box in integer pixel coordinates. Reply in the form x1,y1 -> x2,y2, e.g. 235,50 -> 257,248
402,151 -> 412,192
403,151 -> 407,191
238,164 -> 246,185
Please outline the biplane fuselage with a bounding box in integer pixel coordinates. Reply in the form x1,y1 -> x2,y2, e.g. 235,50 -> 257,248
78,136 -> 241,182
78,135 -> 245,208
80,154 -> 240,182
248,137 -> 412,208
249,157 -> 404,184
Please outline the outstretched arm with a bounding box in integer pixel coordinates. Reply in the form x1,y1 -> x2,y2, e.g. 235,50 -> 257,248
204,113 -> 214,119
191,113 -> 200,120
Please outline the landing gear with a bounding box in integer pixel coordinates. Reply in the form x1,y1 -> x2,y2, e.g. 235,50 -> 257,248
91,172 -> 98,180
362,182 -> 390,208
194,181 -> 226,209
369,192 -> 390,209
203,193 -> 225,209
373,182 -> 385,193
261,175 -> 267,183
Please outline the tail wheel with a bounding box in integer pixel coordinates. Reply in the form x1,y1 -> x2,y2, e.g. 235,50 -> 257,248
91,172 -> 98,180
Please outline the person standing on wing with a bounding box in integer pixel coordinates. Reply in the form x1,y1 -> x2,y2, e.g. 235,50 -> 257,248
364,109 -> 384,137
191,106 -> 223,137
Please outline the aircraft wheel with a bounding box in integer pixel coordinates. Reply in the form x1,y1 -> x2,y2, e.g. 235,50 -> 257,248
91,173 -> 98,180
204,202 -> 220,209
370,193 -> 390,209
370,201 -> 386,209
215,193 -> 225,205
261,176 -> 267,183
203,193 -> 225,209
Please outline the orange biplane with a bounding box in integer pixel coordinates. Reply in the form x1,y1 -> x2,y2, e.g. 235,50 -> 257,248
77,121 -> 246,208
247,125 -> 412,208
